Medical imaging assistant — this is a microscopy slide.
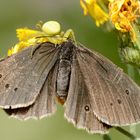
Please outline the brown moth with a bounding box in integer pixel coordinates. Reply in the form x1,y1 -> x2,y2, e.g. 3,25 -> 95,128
0,40 -> 140,134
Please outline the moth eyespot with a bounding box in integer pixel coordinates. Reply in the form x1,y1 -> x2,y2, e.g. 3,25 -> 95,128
110,103 -> 113,106
42,21 -> 61,35
84,105 -> 90,112
0,74 -> 2,78
125,89 -> 130,95
14,87 -> 18,91
5,84 -> 10,88
117,99 -> 122,104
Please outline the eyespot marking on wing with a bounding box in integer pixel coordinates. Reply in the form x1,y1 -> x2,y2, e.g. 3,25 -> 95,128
14,88 -> 18,92
117,99 -> 122,104
84,105 -> 90,112
125,89 -> 130,95
5,84 -> 10,89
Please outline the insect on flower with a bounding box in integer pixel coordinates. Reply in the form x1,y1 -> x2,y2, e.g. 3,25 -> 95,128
0,21 -> 140,134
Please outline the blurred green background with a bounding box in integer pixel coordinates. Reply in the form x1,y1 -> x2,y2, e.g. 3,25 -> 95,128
0,0 -> 140,140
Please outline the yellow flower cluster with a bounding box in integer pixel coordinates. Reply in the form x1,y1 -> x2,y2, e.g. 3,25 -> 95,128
80,0 -> 140,42
109,0 -> 140,33
80,0 -> 109,26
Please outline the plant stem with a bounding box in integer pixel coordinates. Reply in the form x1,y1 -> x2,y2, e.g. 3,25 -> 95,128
103,127 -> 138,140
115,127 -> 136,139
131,23 -> 140,50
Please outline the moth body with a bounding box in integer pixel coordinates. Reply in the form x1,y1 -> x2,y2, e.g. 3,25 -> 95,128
56,41 -> 74,103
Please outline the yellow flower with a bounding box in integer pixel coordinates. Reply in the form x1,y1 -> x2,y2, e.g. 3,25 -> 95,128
80,0 -> 109,26
109,0 -> 140,41
8,41 -> 33,56
8,47 -> 14,56
16,28 -> 43,41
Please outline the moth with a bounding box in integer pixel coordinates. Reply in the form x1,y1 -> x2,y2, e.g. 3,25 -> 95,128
0,39 -> 140,134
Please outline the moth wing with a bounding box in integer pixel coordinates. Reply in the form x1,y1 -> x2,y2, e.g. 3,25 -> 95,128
0,43 -> 60,109
4,63 -> 58,120
64,55 -> 110,134
76,44 -> 140,126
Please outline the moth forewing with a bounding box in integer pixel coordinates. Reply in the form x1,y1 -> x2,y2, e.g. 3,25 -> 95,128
0,43 -> 60,109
